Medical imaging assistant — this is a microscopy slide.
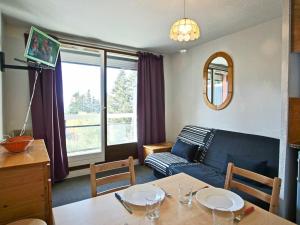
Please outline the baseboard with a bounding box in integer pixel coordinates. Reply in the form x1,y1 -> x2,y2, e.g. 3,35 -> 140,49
66,159 -> 140,179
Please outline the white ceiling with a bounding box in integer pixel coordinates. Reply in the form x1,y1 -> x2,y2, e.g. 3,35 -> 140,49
0,0 -> 282,54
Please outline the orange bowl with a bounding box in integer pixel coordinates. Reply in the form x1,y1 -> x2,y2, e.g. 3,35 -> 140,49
0,136 -> 34,153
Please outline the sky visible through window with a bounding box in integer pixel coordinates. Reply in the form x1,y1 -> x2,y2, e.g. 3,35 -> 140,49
61,62 -> 120,111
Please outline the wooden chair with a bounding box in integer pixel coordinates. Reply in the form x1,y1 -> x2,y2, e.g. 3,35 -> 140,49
90,156 -> 136,197
224,162 -> 281,214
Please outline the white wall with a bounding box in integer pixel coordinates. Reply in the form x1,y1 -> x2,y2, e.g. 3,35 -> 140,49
164,54 -> 174,141
165,18 -> 282,141
3,22 -> 32,135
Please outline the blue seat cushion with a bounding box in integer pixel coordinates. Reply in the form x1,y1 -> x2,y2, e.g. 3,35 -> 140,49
171,139 -> 198,161
167,163 -> 225,188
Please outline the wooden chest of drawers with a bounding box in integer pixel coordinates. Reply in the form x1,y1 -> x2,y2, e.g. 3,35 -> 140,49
292,0 -> 300,52
0,140 -> 52,225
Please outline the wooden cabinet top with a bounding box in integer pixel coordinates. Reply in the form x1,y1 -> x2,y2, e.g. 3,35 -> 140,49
143,142 -> 173,150
0,139 -> 49,169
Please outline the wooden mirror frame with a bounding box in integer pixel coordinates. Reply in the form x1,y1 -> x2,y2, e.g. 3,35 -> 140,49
203,51 -> 233,110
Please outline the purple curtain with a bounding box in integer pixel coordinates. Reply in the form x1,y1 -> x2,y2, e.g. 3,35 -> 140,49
26,36 -> 69,182
137,52 -> 166,163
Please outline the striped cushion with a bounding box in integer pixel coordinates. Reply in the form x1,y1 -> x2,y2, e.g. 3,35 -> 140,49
144,152 -> 188,176
177,125 -> 215,162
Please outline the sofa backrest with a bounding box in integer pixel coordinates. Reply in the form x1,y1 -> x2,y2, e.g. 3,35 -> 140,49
203,129 -> 279,178
178,125 -> 213,148
177,125 -> 215,162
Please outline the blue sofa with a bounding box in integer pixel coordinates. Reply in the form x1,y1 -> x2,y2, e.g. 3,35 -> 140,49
144,125 -> 280,209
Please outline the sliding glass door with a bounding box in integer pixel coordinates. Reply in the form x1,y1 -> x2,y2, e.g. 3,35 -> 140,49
60,47 -> 105,167
106,53 -> 138,145
60,47 -> 138,166
105,52 -> 138,161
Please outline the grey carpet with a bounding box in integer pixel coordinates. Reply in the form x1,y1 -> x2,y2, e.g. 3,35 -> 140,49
52,165 -> 156,207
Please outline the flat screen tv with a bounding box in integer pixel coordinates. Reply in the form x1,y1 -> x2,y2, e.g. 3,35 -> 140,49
24,26 -> 61,68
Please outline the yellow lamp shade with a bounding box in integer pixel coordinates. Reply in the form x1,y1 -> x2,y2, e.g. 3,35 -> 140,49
169,18 -> 200,42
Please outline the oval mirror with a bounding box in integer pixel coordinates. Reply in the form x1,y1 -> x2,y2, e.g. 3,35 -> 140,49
203,52 -> 233,110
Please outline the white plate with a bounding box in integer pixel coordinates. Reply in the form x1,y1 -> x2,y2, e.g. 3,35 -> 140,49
195,188 -> 244,211
123,184 -> 165,206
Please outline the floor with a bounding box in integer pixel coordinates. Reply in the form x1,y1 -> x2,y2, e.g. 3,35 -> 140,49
52,165 -> 157,207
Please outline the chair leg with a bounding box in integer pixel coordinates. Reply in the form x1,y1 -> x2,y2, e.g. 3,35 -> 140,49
90,164 -> 97,197
129,156 -> 136,185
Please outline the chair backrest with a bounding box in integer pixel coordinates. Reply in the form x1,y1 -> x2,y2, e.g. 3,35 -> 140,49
90,156 -> 136,197
224,162 -> 281,214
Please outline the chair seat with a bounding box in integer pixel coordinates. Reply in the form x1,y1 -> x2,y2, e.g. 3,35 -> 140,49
6,219 -> 47,225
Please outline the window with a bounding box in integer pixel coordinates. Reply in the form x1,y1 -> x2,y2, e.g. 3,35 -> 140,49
61,48 -> 104,162
60,47 -> 137,166
106,53 -> 138,145
207,64 -> 228,105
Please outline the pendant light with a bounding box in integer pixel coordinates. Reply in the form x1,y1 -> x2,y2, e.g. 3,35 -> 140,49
169,0 -> 200,42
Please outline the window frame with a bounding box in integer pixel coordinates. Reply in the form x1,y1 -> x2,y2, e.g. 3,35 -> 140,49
104,52 -> 139,162
60,45 -> 106,167
105,53 -> 138,146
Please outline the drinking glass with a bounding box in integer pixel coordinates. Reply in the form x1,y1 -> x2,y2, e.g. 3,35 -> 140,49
178,184 -> 193,205
212,208 -> 234,225
145,195 -> 161,221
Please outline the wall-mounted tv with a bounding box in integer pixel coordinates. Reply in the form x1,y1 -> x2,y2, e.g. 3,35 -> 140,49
24,26 -> 61,68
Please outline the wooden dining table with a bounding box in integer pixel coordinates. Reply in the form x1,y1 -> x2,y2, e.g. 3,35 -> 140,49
53,173 -> 295,225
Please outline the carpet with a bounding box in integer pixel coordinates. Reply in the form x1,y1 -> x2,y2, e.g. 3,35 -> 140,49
52,165 -> 157,207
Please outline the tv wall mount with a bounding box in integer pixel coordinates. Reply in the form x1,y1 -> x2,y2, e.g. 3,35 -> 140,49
0,51 -> 54,72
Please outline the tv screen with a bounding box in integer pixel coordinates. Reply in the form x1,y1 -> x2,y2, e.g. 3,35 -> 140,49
24,26 -> 61,68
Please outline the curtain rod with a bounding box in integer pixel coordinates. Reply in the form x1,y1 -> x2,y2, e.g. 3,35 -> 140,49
56,36 -> 162,57
58,37 -> 139,57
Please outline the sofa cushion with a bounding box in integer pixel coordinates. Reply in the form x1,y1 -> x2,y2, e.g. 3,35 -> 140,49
192,145 -> 204,163
177,125 -> 215,162
144,152 -> 188,176
203,129 -> 279,178
222,154 -> 268,186
171,139 -> 198,161
167,163 -> 225,188
223,154 -> 268,175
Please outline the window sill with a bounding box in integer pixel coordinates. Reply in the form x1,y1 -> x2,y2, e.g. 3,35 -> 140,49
107,142 -> 137,147
67,148 -> 101,157
68,150 -> 105,167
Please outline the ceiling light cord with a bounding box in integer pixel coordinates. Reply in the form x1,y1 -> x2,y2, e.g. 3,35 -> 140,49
184,0 -> 186,18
